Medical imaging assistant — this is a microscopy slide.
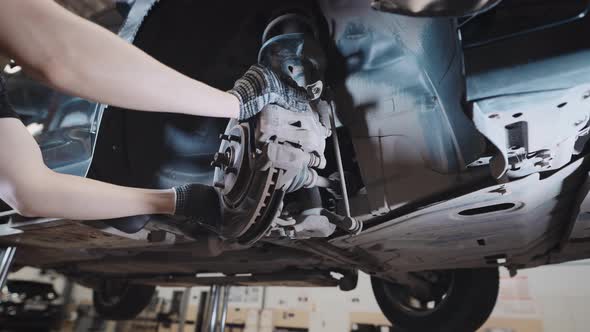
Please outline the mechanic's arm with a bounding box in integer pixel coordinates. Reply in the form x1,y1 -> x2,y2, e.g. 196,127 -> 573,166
0,0 -> 305,120
0,114 -> 223,221
0,118 -> 175,219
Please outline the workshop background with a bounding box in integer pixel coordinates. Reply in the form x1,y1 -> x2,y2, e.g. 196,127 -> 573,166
6,263 -> 590,332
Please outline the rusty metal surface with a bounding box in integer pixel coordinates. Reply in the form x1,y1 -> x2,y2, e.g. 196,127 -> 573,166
62,244 -> 340,277
9,246 -> 100,268
134,272 -> 339,288
0,220 -> 150,249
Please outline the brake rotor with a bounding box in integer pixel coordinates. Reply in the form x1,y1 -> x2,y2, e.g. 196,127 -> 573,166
213,119 -> 285,245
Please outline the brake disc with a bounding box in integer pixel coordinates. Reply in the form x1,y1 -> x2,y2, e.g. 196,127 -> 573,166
212,119 -> 285,245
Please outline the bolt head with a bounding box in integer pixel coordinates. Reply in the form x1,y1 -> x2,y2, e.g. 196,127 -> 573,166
213,152 -> 230,165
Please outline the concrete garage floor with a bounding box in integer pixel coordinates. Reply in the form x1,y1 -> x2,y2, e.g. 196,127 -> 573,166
8,263 -> 590,332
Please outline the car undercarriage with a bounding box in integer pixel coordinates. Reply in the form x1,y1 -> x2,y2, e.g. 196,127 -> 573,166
2,0 -> 590,330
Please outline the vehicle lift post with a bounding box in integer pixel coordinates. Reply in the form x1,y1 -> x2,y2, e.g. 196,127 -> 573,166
0,247 -> 16,291
199,285 -> 230,332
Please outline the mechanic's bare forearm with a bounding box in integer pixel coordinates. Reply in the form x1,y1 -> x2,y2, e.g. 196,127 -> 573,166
13,170 -> 176,219
0,0 -> 239,119
0,119 -> 175,219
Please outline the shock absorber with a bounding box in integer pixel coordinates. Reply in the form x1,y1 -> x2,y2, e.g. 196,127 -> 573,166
258,12 -> 326,96
258,12 -> 330,194
259,11 -> 359,230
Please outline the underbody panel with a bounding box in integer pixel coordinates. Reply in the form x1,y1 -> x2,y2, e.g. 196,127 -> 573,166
331,156 -> 590,275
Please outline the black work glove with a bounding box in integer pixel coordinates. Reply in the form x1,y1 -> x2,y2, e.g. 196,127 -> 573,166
228,64 -> 311,121
173,184 -> 222,228
0,75 -> 10,110
0,76 -> 19,119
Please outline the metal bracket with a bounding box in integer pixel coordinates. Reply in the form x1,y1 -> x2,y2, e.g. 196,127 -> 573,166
473,84 -> 590,179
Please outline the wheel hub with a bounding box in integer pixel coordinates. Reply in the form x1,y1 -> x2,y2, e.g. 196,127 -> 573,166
214,124 -> 251,200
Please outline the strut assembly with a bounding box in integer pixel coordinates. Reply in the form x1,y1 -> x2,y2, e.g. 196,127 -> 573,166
210,12 -> 362,245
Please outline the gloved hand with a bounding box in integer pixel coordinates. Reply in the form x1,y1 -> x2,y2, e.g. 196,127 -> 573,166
229,64 -> 311,121
173,183 -> 222,228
